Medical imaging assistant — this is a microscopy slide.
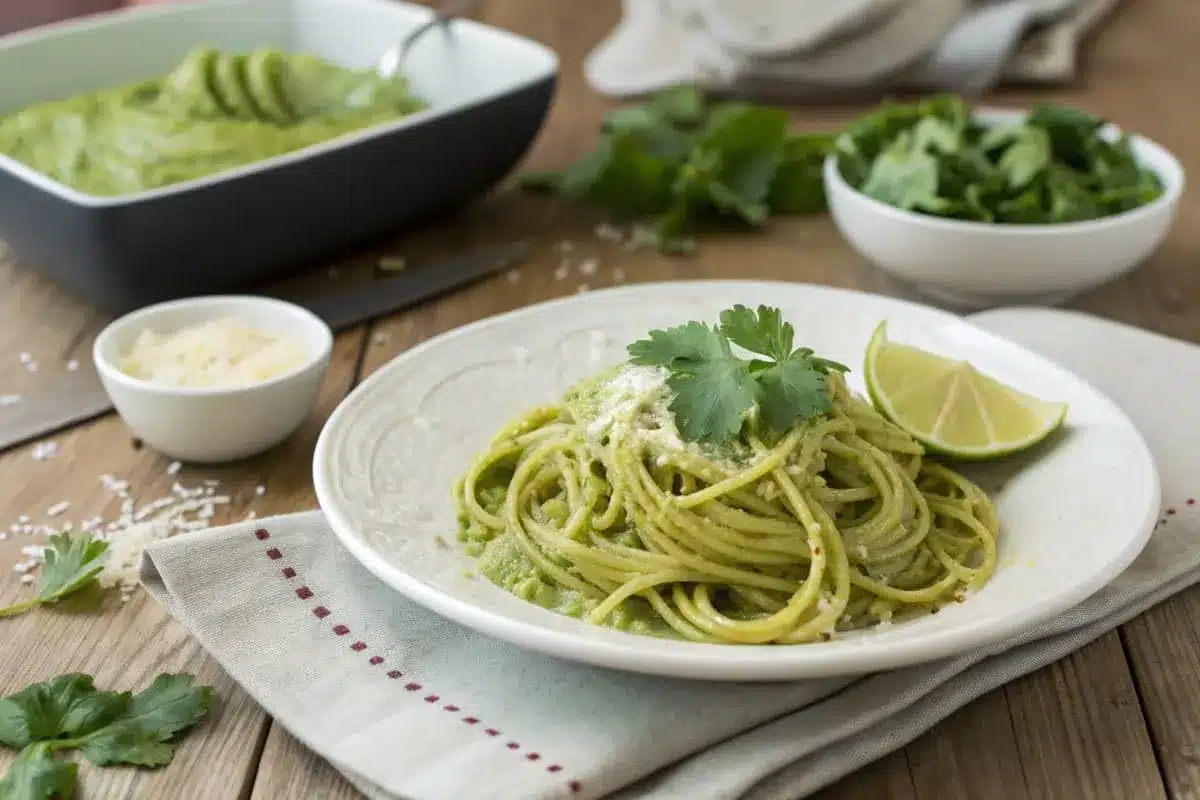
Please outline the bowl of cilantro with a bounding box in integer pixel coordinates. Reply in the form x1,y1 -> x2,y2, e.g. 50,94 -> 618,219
823,96 -> 1184,308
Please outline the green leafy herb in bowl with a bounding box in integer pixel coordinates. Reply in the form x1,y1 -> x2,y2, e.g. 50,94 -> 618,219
835,95 -> 1166,224
824,98 -> 1183,308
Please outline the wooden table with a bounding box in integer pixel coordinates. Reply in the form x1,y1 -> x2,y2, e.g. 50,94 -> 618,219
2,2 -> 1197,797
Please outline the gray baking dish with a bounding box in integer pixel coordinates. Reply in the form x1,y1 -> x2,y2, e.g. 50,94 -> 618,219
0,0 -> 557,312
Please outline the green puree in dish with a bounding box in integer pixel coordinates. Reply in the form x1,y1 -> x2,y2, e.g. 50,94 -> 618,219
0,47 -> 427,196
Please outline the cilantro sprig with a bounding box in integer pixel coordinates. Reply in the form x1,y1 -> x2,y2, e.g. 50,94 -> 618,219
628,305 -> 847,443
521,86 -> 834,253
0,673 -> 213,800
0,533 -> 110,619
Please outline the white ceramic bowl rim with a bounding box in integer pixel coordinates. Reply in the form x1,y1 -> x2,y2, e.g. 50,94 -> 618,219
824,107 -> 1186,235
93,294 -> 334,398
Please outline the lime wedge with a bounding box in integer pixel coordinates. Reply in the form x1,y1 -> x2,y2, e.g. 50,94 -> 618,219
864,321 -> 1067,460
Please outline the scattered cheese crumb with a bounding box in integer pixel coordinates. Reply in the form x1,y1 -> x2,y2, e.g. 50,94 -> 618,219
554,261 -> 570,281
46,502 -> 69,517
612,268 -> 626,283
555,240 -> 575,254
1,394 -> 20,406
19,352 -> 31,363
66,359 -> 79,372
578,258 -> 599,277
576,283 -> 591,294
32,441 -> 59,461
594,223 -> 623,243
166,461 -> 182,475
255,485 -> 266,496
372,332 -> 390,346
505,269 -> 521,284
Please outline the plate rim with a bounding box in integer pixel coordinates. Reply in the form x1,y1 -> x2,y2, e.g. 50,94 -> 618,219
313,280 -> 1161,681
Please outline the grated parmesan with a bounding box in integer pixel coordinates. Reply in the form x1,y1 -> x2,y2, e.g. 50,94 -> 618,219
119,317 -> 309,389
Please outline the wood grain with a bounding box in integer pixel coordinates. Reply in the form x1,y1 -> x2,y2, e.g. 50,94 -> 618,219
3,0 -> 1200,798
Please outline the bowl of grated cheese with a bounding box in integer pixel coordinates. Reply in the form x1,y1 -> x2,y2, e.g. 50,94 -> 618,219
93,295 -> 333,462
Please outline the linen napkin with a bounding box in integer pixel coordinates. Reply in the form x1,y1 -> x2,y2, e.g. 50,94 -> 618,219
584,0 -> 1120,100
141,307 -> 1200,800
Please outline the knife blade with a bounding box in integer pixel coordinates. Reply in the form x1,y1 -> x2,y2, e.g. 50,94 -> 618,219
0,239 -> 531,453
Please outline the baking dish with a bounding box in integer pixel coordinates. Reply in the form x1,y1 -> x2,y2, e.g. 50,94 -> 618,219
0,0 -> 557,312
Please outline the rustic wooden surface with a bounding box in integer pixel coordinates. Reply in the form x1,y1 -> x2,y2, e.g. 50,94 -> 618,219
1,1 -> 1198,798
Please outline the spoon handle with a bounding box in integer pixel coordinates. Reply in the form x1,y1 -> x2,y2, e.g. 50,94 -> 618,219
399,0 -> 481,57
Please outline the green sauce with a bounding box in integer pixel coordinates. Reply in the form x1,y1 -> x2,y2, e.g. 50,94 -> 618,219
0,47 -> 427,196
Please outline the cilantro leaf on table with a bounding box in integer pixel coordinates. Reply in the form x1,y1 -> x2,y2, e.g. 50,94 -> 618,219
79,674 -> 213,767
0,743 -> 77,800
0,672 -> 213,798
0,533 -> 109,619
627,306 -> 847,443
519,85 -> 833,253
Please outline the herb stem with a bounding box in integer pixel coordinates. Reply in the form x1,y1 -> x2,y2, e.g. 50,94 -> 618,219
0,598 -> 41,618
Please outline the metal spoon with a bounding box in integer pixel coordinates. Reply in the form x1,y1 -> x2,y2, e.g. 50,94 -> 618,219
377,0 -> 480,79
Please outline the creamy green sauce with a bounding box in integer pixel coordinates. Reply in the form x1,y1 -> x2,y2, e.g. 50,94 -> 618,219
0,47 -> 426,196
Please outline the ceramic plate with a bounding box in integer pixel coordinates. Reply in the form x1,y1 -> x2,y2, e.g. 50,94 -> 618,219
313,282 -> 1159,681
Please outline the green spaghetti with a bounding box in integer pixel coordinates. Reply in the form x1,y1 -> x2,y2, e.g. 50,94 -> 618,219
453,317 -> 999,644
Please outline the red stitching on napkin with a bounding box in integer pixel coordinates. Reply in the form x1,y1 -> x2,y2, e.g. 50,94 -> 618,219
259,530 -> 581,794
1188,498 -> 1196,505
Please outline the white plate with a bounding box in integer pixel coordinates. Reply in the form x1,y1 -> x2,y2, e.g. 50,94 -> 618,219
313,281 -> 1160,681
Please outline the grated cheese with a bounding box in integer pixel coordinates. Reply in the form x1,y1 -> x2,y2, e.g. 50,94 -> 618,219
119,317 -> 309,389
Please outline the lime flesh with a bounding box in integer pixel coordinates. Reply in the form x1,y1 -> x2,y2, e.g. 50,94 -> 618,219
864,321 -> 1068,460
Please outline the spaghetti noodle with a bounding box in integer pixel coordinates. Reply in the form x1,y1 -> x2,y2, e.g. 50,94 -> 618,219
453,364 -> 998,644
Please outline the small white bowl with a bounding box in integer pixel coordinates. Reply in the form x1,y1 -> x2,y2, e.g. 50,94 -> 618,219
93,295 -> 333,463
824,108 -> 1185,308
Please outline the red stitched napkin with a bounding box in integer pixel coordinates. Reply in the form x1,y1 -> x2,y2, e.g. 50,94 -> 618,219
141,308 -> 1200,800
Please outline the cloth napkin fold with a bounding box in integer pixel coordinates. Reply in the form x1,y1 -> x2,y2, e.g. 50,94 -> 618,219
584,0 -> 1120,100
141,307 -> 1200,800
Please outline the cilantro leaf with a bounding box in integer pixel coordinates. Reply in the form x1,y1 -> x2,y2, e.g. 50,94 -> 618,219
519,86 -> 828,253
994,126 -> 1051,190
0,743 -> 77,800
0,533 -> 110,619
666,361 -> 759,443
628,307 -> 848,443
860,134 -> 941,211
0,672 -> 212,792
719,305 -> 794,362
628,321 -> 758,442
0,674 -> 129,748
78,674 -> 212,768
757,361 -> 832,432
768,133 -> 834,214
